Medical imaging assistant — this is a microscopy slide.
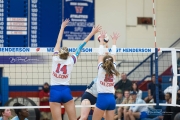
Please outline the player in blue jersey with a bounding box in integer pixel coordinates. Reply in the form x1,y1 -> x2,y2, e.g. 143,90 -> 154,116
50,19 -> 102,120
92,31 -> 120,120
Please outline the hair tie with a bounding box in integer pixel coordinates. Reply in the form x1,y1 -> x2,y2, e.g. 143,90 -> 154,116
59,48 -> 68,55
105,58 -> 112,61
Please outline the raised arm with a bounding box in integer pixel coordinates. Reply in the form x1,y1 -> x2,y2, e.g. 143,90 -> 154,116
98,31 -> 106,64
83,25 -> 102,43
110,32 -> 120,62
75,25 -> 102,57
54,19 -> 70,52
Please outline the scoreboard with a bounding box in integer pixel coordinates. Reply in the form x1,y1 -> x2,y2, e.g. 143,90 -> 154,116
0,0 -> 94,47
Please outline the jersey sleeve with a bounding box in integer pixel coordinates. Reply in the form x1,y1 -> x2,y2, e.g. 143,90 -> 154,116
71,54 -> 77,64
98,62 -> 103,69
52,51 -> 59,62
113,62 -> 116,68
53,50 -> 59,55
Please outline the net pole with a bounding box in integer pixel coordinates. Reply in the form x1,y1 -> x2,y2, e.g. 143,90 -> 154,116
155,48 -> 159,107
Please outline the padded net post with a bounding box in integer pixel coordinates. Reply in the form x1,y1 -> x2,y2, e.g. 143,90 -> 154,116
155,48 -> 159,106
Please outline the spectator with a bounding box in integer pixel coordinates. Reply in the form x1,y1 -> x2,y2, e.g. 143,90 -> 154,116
162,105 -> 171,120
171,93 -> 180,120
11,103 -> 29,120
39,82 -> 51,120
164,92 -> 172,104
144,74 -> 163,103
117,90 -> 132,120
114,89 -> 124,120
164,79 -> 179,94
0,108 -> 12,120
131,82 -> 142,99
116,73 -> 132,93
143,93 -> 172,120
151,93 -> 177,120
125,91 -> 148,120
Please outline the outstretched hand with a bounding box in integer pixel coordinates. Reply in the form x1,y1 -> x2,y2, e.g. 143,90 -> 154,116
61,19 -> 70,28
99,30 -> 106,42
111,32 -> 120,41
91,25 -> 102,35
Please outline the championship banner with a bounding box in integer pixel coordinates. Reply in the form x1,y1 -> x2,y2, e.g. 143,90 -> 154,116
1,0 -> 62,47
63,0 -> 95,40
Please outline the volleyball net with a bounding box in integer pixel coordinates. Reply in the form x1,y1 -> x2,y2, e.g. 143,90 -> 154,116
0,47 -> 179,109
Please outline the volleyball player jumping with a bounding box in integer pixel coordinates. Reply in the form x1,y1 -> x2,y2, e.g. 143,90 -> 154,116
92,31 -> 120,120
49,19 -> 102,120
79,42 -> 109,120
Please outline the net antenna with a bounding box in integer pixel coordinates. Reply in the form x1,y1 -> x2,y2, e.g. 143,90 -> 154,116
152,0 -> 157,48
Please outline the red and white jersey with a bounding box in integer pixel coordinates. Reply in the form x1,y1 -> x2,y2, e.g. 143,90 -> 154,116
51,52 -> 77,85
97,62 -> 116,93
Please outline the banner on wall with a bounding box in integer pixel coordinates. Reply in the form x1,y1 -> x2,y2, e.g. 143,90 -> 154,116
0,47 -> 155,53
63,0 -> 95,40
0,56 -> 48,64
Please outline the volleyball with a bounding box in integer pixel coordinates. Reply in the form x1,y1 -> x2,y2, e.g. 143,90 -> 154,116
98,34 -> 109,43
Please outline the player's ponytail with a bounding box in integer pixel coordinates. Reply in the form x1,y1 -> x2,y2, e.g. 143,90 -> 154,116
58,47 -> 69,60
102,55 -> 120,76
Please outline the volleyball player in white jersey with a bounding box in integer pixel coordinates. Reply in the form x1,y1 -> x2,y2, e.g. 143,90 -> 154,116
92,31 -> 120,120
49,19 -> 102,120
79,41 -> 109,120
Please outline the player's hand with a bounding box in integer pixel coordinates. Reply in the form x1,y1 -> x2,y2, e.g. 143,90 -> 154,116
111,32 -> 120,44
99,30 -> 106,42
61,19 -> 70,28
91,25 -> 102,34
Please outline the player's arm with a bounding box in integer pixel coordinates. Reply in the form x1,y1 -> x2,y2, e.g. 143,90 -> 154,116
110,32 -> 120,62
75,25 -> 102,57
54,19 -> 70,52
98,31 -> 106,64
105,43 -> 109,55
